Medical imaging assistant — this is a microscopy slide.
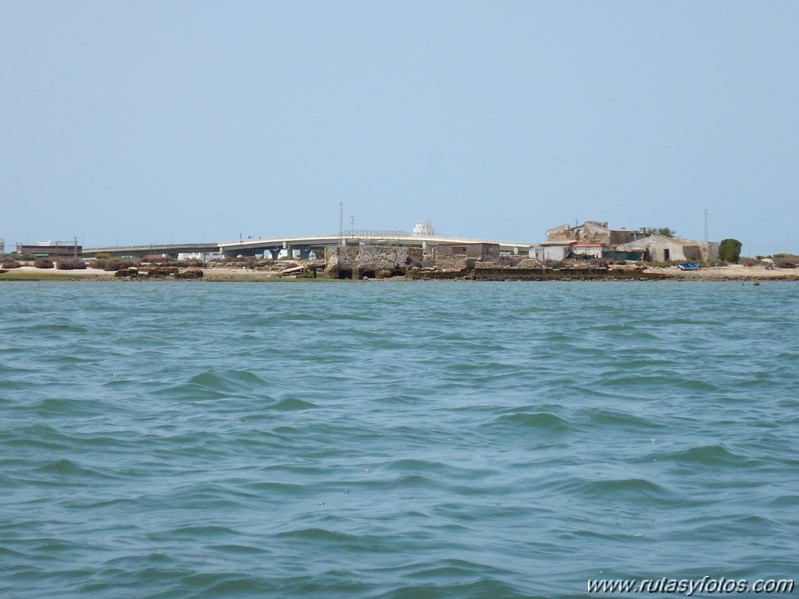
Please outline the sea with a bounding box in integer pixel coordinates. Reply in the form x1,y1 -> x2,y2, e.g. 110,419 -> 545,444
1,280 -> 797,598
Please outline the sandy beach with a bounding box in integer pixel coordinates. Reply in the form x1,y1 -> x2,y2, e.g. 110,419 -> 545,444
0,266 -> 283,282
642,264 -> 799,280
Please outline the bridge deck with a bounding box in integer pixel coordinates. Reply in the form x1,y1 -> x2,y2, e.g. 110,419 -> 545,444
86,233 -> 536,257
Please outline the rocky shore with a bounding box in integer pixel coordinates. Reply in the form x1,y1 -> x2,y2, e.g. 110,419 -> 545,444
1,261 -> 797,282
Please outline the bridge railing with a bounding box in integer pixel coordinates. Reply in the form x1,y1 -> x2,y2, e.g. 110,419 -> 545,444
341,232 -> 531,245
332,230 -> 410,239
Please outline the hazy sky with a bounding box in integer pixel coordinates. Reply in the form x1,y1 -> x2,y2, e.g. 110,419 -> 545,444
1,1 -> 797,254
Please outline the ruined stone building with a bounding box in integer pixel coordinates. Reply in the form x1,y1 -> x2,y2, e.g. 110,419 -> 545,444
536,221 -> 717,262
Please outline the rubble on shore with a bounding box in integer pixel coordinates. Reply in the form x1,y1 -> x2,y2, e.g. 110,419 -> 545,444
2,256 -> 797,282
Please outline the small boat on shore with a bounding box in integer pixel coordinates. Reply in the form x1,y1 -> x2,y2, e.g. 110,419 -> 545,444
677,262 -> 700,271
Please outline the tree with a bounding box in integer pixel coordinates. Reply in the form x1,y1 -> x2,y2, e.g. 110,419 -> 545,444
643,227 -> 676,238
718,239 -> 742,263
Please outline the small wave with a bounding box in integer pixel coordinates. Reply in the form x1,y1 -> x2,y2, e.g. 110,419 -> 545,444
169,524 -> 239,537
100,552 -> 181,571
154,382 -> 229,401
280,312 -> 321,322
33,458 -> 114,479
564,476 -> 675,505
2,426 -> 70,451
190,576 -> 274,595
381,459 -> 498,485
80,497 -> 142,510
383,458 -> 452,473
583,408 -> 666,430
491,411 -> 576,433
274,527 -> 398,554
8,322 -> 89,335
245,480 -> 309,495
0,546 -> 27,559
0,379 -> 38,393
388,559 -> 524,598
28,537 -> 85,554
374,579 -> 526,599
769,494 -> 799,507
662,444 -> 750,467
271,397 -> 317,411
403,558 -> 511,581
371,472 -> 440,491
593,323 -> 632,331
33,397 -> 102,417
271,425 -> 302,436
325,312 -> 374,321
594,373 -> 718,393
207,543 -> 272,555
731,513 -> 782,528
188,369 -> 269,391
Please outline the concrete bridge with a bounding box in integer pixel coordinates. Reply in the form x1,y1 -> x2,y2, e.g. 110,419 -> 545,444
85,231 -> 535,259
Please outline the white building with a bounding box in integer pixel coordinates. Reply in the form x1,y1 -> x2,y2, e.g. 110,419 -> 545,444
412,221 -> 436,236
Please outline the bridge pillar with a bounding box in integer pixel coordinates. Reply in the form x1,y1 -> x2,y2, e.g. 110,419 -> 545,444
268,248 -> 281,259
285,244 -> 293,259
299,248 -> 313,259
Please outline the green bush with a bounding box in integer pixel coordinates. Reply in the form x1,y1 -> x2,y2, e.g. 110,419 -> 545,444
718,239 -> 742,263
643,227 -> 676,237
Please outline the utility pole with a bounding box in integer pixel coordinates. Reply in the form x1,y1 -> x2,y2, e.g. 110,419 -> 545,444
339,202 -> 344,245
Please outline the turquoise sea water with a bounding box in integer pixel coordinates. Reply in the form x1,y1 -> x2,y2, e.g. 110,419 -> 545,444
1,281 -> 797,598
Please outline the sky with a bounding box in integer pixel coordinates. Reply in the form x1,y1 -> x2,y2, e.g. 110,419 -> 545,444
1,1 -> 797,255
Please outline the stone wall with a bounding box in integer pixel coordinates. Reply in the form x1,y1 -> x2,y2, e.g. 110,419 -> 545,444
434,243 -> 500,261
433,256 -> 475,272
324,246 -> 423,279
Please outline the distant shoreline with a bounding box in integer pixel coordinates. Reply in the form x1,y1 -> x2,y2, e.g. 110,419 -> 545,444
1,264 -> 797,282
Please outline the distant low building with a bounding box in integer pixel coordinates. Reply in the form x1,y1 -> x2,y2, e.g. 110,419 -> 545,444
532,242 -> 573,262
614,235 -> 717,263
434,242 -> 500,261
609,227 -> 650,245
16,241 -> 82,258
573,244 -> 604,259
537,221 -> 717,262
177,251 -> 225,261
532,241 -> 602,261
